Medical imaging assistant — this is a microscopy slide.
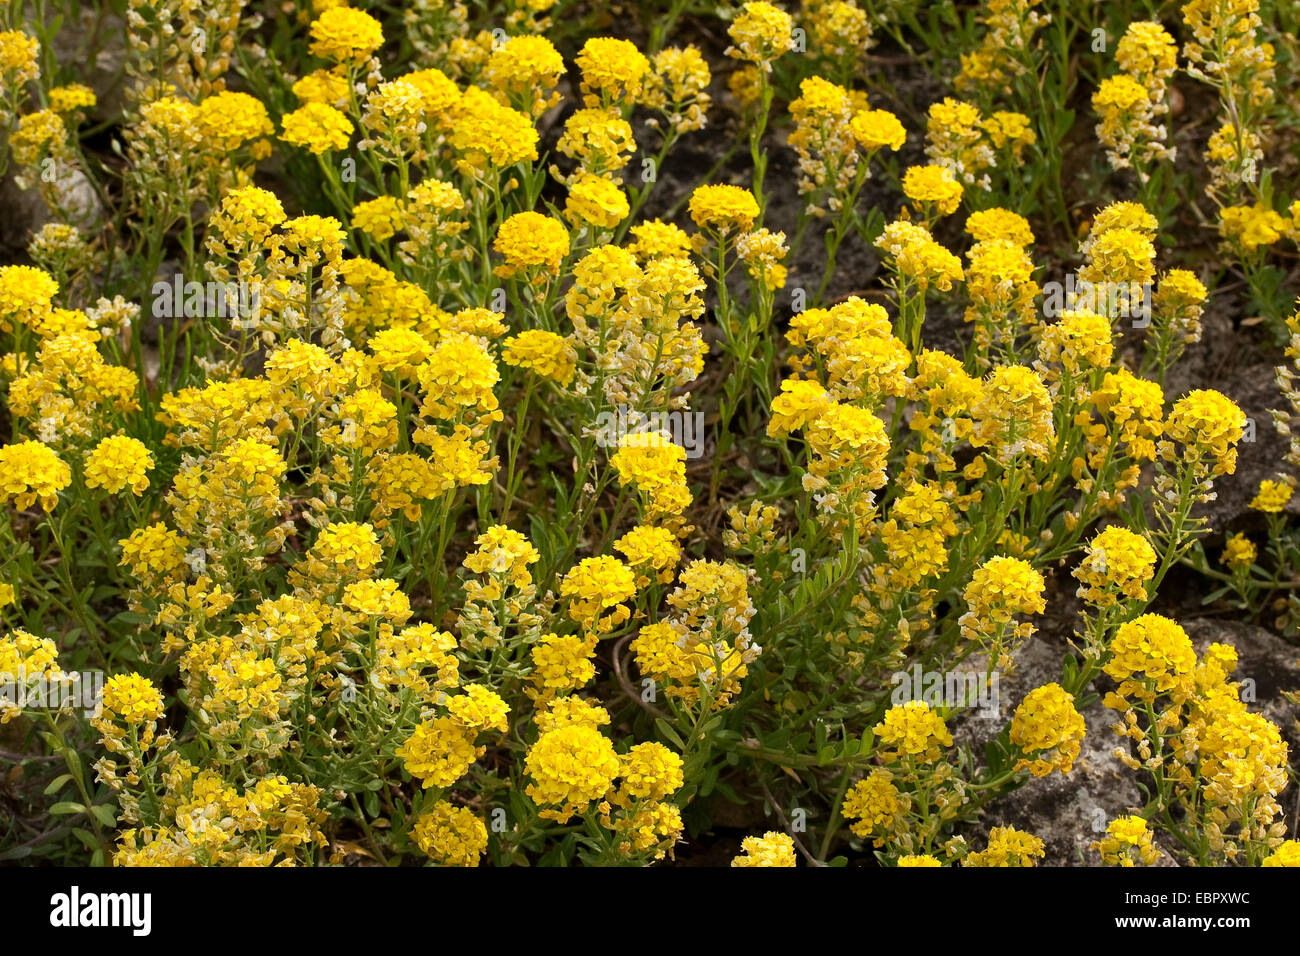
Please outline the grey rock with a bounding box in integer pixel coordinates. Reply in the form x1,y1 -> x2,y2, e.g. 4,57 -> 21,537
0,164 -> 104,256
956,633 -> 1152,866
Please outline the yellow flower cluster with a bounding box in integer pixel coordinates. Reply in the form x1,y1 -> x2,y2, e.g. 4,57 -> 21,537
1073,526 -> 1157,607
1010,683 -> 1085,777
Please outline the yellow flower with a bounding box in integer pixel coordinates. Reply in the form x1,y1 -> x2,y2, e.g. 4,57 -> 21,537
1103,614 -> 1196,707
279,102 -> 353,154
325,388 -> 398,455
119,523 -> 188,581
494,211 -> 570,278
502,330 -> 577,386
643,45 -> 712,135
0,30 -> 40,87
0,629 -> 63,723
84,435 -> 154,496
1154,269 -> 1207,346
874,220 -> 964,291
841,771 -> 903,841
308,7 -> 384,64
970,366 -> 1054,463
1222,533 -> 1256,571
766,378 -> 832,436
10,109 -> 70,170
574,36 -> 650,107
1036,309 -> 1112,374
556,108 -> 636,175
626,218 -> 696,260
525,723 -> 620,821
397,717 -> 481,788
368,326 -> 433,377
535,696 -> 610,733
446,685 -> 510,734
1010,683 -> 1085,777
1088,200 -> 1158,240
210,185 -> 286,246
688,184 -> 760,233
614,524 -> 682,585
308,522 -> 384,576
1221,202 -> 1288,253
412,802 -> 487,867
1116,21 -> 1178,92
850,109 -> 907,151
1080,225 -> 1155,290
873,701 -> 953,763
726,2 -> 794,69
966,207 -> 1035,247
1092,74 -> 1153,170
373,622 -> 459,697
416,331 -> 501,426
402,67 -> 462,119
609,431 -> 692,520
529,633 -> 597,699
0,264 -> 59,331
731,831 -> 797,866
196,91 -> 273,152
1094,815 -> 1161,866
0,440 -> 71,511
48,84 -> 96,114
1263,841 -> 1300,867
292,69 -> 349,107
964,826 -> 1045,866
903,164 -> 964,216
613,742 -> 684,803
352,196 -> 405,242
1163,389 -> 1245,476
959,555 -> 1045,657
565,174 -> 629,230
736,227 -> 788,289
1249,478 -> 1292,513
486,35 -> 565,116
560,556 -> 638,633
1074,526 -> 1157,606
462,525 -> 539,587
101,673 -> 164,725
449,86 -> 538,169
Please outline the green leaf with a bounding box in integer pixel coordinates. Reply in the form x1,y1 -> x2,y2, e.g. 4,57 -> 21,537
654,718 -> 685,750
49,801 -> 85,816
90,803 -> 118,828
712,780 -> 743,804
63,747 -> 84,784
44,774 -> 73,796
110,611 -> 151,628
697,763 -> 720,797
